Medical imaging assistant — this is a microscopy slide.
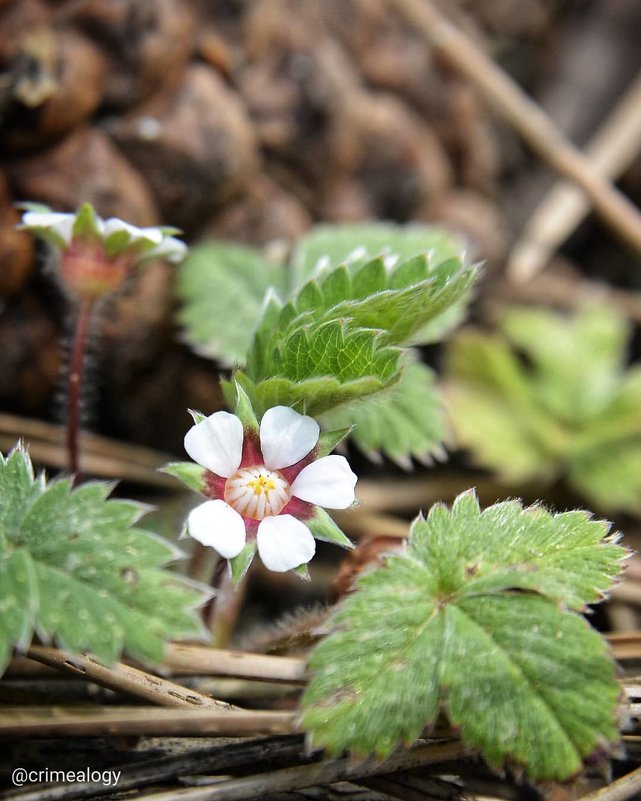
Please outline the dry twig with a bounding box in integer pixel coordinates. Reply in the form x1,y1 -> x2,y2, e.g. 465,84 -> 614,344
27,645 -> 236,710
0,707 -> 294,738
508,73 -> 641,283
134,740 -> 468,801
389,0 -> 641,258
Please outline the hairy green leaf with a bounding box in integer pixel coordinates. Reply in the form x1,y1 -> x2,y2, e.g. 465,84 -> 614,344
178,242 -> 287,365
0,446 -> 208,673
446,303 -> 641,513
323,357 -> 445,467
239,321 -> 402,417
290,222 -> 464,285
302,491 -> 624,780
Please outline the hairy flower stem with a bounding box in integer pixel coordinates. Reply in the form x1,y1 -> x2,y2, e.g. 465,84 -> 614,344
67,298 -> 94,486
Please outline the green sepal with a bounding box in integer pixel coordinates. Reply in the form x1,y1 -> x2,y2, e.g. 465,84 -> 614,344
229,542 -> 257,585
104,229 -> 132,259
188,409 -> 206,425
220,379 -> 236,411
292,563 -> 311,581
160,462 -> 207,494
72,202 -> 102,242
316,428 -> 352,458
233,381 -> 259,433
306,507 -> 353,549
16,201 -> 52,214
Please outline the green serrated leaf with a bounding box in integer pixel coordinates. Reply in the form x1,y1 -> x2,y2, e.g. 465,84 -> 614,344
323,357 -> 445,467
229,542 -> 257,586
266,252 -> 475,355
178,242 -> 287,365
302,491 -> 624,780
290,222 -> 464,286
305,507 -> 353,549
0,446 -> 208,671
160,462 -> 207,494
0,549 -> 37,669
242,321 -> 402,417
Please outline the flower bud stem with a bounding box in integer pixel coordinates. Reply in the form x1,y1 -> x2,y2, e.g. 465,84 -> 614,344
67,298 -> 94,486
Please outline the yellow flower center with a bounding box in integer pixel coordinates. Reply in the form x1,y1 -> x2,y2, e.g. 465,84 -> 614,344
224,466 -> 291,520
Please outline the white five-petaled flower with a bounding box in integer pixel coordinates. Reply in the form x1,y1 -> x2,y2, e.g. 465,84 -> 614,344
184,406 -> 358,573
19,203 -> 187,302
20,208 -> 187,263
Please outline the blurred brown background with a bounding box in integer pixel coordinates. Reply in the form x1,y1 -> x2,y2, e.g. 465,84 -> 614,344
1,0 -> 640,454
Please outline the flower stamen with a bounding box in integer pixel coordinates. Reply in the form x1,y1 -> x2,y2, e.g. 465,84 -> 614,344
224,467 -> 290,520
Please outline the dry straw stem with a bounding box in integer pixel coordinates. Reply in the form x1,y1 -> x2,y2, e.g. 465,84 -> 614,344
0,736 -> 307,801
0,707 -> 294,738
133,740 -> 468,801
578,766 -> 641,801
0,412 -> 174,488
164,643 -> 306,683
495,270 -> 641,326
27,645 -> 236,710
508,73 -> 641,283
390,0 -> 641,258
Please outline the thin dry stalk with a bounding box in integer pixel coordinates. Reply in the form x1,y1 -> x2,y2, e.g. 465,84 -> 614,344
508,73 -> 641,283
164,643 -> 306,683
0,707 -> 295,738
27,645 -> 235,710
390,0 -> 641,257
134,740 -> 469,801
578,766 -> 641,801
0,412 -> 174,487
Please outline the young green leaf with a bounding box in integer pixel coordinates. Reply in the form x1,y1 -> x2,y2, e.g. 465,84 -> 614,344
302,491 -> 625,781
322,357 -> 445,467
239,321 -> 402,417
178,242 -> 287,365
446,303 -> 641,513
0,446 -> 208,673
290,222 -> 464,286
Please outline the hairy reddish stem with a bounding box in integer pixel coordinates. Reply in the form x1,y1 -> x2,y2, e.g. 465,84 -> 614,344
67,298 -> 94,486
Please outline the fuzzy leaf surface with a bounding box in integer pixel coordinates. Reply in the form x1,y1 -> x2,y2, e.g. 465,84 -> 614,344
178,242 -> 286,365
0,447 -> 208,673
323,357 -> 445,467
238,321 -> 402,417
446,303 -> 641,513
291,222 -> 463,284
302,491 -> 624,781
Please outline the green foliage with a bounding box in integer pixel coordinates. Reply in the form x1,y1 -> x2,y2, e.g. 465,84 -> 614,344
0,446 -> 208,673
236,322 -> 402,418
178,222 -> 477,457
446,303 -> 641,514
290,221 -> 462,284
323,356 -> 445,467
302,491 -> 625,781
178,242 -> 287,365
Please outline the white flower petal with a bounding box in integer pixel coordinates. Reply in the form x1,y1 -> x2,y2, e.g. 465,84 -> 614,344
256,515 -> 316,572
187,500 -> 246,558
260,406 -> 319,470
184,411 -> 243,478
103,218 -> 164,245
147,236 -> 188,263
22,211 -> 76,244
291,455 -> 357,509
